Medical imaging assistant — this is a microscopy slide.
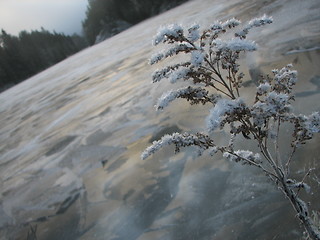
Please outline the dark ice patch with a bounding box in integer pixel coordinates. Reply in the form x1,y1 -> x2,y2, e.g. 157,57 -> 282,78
54,97 -> 74,110
242,79 -> 255,87
45,136 -> 77,156
85,129 -> 112,145
106,157 -> 187,240
21,111 -> 34,121
78,77 -> 90,84
56,192 -> 80,215
106,157 -> 128,172
123,189 -> 135,202
296,75 -> 320,98
248,67 -> 263,85
99,106 -> 111,117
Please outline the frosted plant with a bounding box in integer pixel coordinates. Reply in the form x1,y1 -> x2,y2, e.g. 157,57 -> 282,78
142,15 -> 320,239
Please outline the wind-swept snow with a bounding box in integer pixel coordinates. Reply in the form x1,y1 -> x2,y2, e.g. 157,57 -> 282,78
0,0 -> 320,239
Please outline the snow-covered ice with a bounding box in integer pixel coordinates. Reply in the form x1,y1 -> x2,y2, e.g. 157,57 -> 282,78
0,0 -> 320,239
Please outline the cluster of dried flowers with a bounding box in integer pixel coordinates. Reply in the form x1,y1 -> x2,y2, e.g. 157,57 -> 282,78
142,15 -> 320,239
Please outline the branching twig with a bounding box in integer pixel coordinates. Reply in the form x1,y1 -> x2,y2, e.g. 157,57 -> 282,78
144,17 -> 320,239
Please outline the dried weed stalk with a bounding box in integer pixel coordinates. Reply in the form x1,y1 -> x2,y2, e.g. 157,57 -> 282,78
142,16 -> 320,239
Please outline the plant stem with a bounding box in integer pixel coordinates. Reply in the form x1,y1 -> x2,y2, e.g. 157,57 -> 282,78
280,178 -> 320,240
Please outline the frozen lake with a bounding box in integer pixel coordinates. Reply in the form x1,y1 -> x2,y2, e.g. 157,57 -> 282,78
0,0 -> 320,239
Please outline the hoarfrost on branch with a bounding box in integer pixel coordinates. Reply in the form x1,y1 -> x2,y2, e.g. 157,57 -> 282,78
142,15 -> 320,239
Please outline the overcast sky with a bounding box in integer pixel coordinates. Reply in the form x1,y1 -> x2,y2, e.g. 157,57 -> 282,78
0,0 -> 88,36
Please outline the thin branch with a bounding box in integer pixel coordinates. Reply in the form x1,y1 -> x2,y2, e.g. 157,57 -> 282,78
286,145 -> 297,176
211,85 -> 233,98
204,58 -> 236,99
274,116 -> 282,168
295,168 -> 313,198
224,150 -> 280,180
228,67 -> 234,95
231,70 -> 240,97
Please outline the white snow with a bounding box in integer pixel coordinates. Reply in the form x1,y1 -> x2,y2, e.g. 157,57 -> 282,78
207,98 -> 245,132
213,38 -> 257,52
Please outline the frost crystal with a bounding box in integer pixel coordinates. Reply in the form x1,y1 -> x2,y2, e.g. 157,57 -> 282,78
156,87 -> 193,110
252,91 -> 291,126
257,82 -> 271,95
294,112 -> 320,145
266,92 -> 289,109
153,24 -> 184,45
152,63 -> 190,83
168,67 -> 190,83
306,112 -> 320,133
209,146 -> 218,156
150,43 -> 194,65
156,86 -> 217,110
150,52 -> 165,65
213,38 -> 257,52
191,50 -> 205,66
235,15 -> 273,39
142,133 -> 178,160
247,15 -> 273,28
273,64 -> 298,94
152,68 -> 168,83
288,181 -> 311,194
207,98 -> 245,132
187,24 -> 200,42
223,150 -> 261,163
222,18 -> 241,29
141,133 -> 215,160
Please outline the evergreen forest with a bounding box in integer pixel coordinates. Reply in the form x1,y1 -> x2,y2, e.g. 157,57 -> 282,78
83,0 -> 188,45
0,29 -> 86,90
0,0 -> 187,91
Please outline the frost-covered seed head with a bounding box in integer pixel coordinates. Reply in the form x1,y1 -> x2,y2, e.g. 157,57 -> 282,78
141,133 -> 215,160
153,24 -> 184,45
213,38 -> 257,52
150,52 -> 165,65
257,82 -> 271,95
168,67 -> 190,83
235,15 -> 273,39
156,86 -> 219,110
223,150 -> 261,164
191,50 -> 205,66
222,18 -> 241,29
187,24 -> 200,42
207,98 -> 246,132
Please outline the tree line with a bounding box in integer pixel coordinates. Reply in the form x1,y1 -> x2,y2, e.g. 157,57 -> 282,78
0,29 -> 87,91
0,0 -> 188,91
82,0 -> 188,45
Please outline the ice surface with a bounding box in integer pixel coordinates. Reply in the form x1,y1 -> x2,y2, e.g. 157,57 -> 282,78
0,0 -> 320,239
